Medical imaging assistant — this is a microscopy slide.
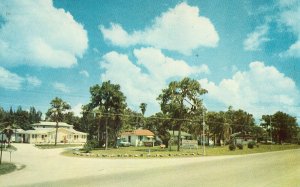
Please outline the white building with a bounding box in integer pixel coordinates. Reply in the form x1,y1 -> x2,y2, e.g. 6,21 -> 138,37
120,129 -> 154,147
13,121 -> 87,144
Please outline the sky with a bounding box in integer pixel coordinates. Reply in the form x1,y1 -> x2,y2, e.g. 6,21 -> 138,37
0,0 -> 300,121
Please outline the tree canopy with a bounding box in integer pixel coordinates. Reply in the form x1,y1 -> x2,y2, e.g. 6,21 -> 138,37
157,77 -> 207,151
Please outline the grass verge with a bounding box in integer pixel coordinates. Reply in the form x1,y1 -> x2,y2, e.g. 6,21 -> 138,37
0,145 -> 17,151
35,144 -> 83,149
0,162 -> 16,175
62,144 -> 300,159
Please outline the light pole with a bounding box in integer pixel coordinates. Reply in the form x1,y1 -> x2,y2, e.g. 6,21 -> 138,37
184,98 -> 206,156
0,131 -> 4,165
202,109 -> 206,156
92,107 -> 101,147
269,116 -> 272,149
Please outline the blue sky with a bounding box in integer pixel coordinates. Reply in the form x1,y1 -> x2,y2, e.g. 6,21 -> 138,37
1,0 -> 300,120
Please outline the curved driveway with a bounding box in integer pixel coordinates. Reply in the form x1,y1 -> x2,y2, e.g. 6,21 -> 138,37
0,144 -> 299,187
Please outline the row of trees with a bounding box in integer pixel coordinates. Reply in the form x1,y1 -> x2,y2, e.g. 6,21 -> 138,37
1,77 -> 299,149
0,106 -> 42,130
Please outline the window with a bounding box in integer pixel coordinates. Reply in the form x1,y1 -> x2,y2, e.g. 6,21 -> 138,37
139,136 -> 143,141
32,134 -> 34,138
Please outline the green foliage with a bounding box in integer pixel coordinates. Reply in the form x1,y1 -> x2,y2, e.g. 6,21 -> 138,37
236,143 -> 243,150
139,103 -> 147,116
228,144 -> 236,151
261,111 -> 298,144
46,97 -> 71,122
0,106 -> 42,130
88,81 -> 127,148
83,140 -> 98,153
157,77 -> 207,151
225,107 -> 255,134
0,162 -> 16,175
147,112 -> 172,147
248,141 -> 256,149
46,97 -> 71,145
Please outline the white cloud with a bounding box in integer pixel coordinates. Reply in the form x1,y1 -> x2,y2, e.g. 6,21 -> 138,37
279,1 -> 300,57
0,0 -> 88,68
0,67 -> 24,90
244,25 -> 270,51
72,103 -> 83,117
79,70 -> 89,77
26,75 -> 42,87
100,48 -> 209,114
52,82 -> 70,93
100,2 -> 219,54
199,61 -> 299,117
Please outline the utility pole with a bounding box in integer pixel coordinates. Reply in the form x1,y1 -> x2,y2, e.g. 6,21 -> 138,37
105,112 -> 109,150
269,116 -> 272,149
202,109 -> 206,156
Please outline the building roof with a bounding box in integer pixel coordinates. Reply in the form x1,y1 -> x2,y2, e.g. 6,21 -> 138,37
31,121 -> 73,128
168,130 -> 192,137
16,128 -> 87,135
121,129 -> 154,136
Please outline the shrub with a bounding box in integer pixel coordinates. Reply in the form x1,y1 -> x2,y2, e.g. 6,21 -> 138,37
236,143 -> 243,150
229,144 -> 236,151
248,141 -> 256,149
83,140 -> 97,153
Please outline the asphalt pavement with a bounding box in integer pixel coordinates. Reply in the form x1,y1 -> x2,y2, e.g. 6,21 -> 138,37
1,144 -> 299,187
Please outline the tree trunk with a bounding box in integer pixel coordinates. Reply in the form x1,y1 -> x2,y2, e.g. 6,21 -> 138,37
55,120 -> 58,146
177,124 -> 181,151
0,133 -> 4,165
97,121 -> 100,147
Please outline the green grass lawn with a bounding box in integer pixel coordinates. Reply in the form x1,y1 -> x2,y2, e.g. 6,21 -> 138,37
62,144 -> 300,158
35,144 -> 83,149
0,162 -> 16,175
0,145 -> 17,151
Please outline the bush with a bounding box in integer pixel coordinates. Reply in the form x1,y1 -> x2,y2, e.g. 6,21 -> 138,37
236,143 -> 243,150
83,140 -> 97,153
229,144 -> 236,151
248,141 -> 256,149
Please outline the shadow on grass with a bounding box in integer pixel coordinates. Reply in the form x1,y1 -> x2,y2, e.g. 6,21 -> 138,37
0,162 -> 17,175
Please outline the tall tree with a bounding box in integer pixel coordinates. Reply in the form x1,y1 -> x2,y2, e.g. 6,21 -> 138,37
139,103 -> 147,128
147,112 -> 173,147
89,81 -> 127,149
225,107 -> 255,134
139,103 -> 147,116
261,111 -> 298,143
157,77 -> 207,151
46,97 -> 71,146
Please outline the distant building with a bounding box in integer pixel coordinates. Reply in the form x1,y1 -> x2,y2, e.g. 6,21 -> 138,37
12,121 -> 87,144
120,129 -> 154,147
231,132 -> 256,145
168,130 -> 192,140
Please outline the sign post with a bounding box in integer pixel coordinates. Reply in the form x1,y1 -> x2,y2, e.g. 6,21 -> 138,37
144,141 -> 153,156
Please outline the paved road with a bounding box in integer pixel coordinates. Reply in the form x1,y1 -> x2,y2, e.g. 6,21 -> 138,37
1,144 -> 299,187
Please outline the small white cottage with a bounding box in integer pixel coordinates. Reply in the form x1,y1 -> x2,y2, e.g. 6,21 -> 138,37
120,129 -> 154,147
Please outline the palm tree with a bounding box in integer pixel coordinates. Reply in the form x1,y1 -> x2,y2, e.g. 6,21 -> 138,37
3,126 -> 14,146
139,103 -> 147,116
47,97 -> 71,146
139,103 -> 147,128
